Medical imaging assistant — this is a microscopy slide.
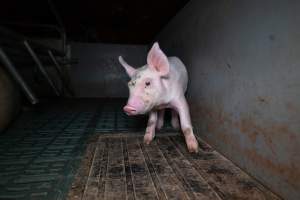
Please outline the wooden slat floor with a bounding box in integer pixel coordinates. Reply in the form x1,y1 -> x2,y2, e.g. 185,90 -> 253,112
67,133 -> 281,200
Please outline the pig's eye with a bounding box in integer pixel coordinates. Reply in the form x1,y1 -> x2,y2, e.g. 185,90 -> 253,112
145,81 -> 151,87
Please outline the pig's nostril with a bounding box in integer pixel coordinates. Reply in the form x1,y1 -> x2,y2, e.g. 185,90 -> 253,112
123,105 -> 136,114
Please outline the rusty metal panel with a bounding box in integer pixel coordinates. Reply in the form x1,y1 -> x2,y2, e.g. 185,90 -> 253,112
157,0 -> 300,199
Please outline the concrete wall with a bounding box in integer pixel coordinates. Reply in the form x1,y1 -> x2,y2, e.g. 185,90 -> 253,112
70,43 -> 147,97
157,0 -> 300,199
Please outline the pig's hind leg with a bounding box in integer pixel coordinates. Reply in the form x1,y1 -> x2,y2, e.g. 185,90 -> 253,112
144,111 -> 158,145
156,109 -> 165,130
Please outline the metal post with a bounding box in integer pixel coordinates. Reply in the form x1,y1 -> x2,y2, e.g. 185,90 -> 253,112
0,48 -> 39,104
0,22 -> 66,54
48,0 -> 66,54
48,50 -> 64,93
48,50 -> 62,74
0,26 -> 65,57
48,50 -> 74,96
23,40 -> 60,96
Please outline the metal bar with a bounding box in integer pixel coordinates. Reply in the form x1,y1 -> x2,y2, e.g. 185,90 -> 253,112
47,0 -> 65,30
0,26 -> 65,57
47,0 -> 67,54
1,22 -> 66,54
48,50 -> 62,74
0,48 -> 38,104
48,50 -> 64,94
23,40 -> 60,96
48,50 -> 74,96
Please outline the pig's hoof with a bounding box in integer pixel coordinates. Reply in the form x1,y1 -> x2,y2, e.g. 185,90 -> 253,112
187,139 -> 199,153
144,134 -> 154,145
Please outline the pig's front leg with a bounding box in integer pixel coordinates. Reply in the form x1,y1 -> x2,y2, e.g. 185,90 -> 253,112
144,111 -> 158,145
172,96 -> 199,153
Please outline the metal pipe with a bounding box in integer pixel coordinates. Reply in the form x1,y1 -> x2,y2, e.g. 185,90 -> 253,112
0,48 -> 38,104
47,0 -> 67,54
23,40 -> 60,96
48,50 -> 74,96
48,50 -> 62,74
0,22 -> 66,54
0,26 -> 65,57
48,50 -> 64,93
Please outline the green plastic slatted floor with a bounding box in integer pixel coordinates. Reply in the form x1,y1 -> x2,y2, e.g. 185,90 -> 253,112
0,99 -> 170,200
94,101 -> 174,132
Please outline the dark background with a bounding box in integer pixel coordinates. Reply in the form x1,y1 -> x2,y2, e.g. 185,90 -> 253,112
0,0 -> 189,44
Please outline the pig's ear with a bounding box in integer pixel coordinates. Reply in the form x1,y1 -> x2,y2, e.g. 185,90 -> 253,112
147,42 -> 169,76
118,56 -> 136,77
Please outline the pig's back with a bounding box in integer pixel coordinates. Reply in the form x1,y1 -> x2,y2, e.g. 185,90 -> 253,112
168,57 -> 188,93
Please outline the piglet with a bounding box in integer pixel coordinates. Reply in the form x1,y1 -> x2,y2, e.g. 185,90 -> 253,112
118,42 -> 199,153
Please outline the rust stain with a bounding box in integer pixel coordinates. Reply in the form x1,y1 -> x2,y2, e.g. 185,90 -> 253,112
286,102 -> 300,113
214,129 -> 300,190
189,101 -> 300,190
238,117 -> 298,158
249,130 -> 259,143
239,117 -> 277,155
244,148 -> 300,189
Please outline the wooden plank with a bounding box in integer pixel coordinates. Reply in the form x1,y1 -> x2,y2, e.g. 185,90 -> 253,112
66,137 -> 98,200
77,134 -> 280,200
97,138 -> 109,199
156,137 -> 221,200
82,138 -> 105,200
139,139 -> 168,200
105,137 -> 126,200
126,137 -> 159,200
170,135 -> 280,200
141,138 -> 190,200
122,137 -> 135,200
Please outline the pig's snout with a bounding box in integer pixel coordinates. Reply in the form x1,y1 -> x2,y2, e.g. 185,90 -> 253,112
123,105 -> 137,115
123,97 -> 145,115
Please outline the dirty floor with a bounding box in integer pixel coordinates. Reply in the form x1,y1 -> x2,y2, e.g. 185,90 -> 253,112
67,133 -> 280,200
0,99 -> 280,200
